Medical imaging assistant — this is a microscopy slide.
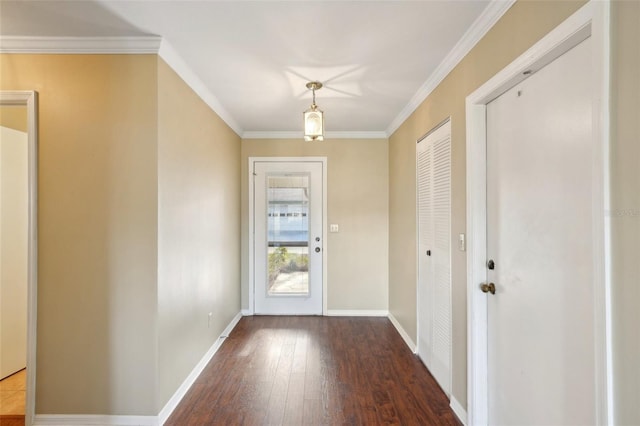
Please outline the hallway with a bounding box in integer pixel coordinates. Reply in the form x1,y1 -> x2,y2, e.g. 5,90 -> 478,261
166,316 -> 460,425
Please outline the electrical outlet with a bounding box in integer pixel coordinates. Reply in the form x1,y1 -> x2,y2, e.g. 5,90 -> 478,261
208,312 -> 213,328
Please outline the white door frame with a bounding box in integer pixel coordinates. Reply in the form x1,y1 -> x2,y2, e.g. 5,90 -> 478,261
248,157 -> 328,315
0,91 -> 38,426
465,2 -> 611,425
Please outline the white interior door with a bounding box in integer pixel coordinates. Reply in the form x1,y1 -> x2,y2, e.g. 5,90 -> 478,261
0,125 -> 28,379
486,37 -> 595,424
253,161 -> 323,315
417,120 -> 451,396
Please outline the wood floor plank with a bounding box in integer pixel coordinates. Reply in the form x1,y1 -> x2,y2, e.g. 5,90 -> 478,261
282,372 -> 305,425
263,342 -> 294,424
0,415 -> 25,426
166,316 -> 462,425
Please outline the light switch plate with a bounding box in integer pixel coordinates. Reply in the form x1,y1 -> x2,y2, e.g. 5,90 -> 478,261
459,233 -> 466,251
330,224 -> 339,233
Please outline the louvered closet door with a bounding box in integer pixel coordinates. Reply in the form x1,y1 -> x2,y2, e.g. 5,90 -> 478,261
417,120 -> 451,397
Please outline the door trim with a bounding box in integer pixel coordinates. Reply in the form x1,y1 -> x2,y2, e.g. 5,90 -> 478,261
248,157 -> 328,316
465,2 -> 611,425
0,90 -> 38,426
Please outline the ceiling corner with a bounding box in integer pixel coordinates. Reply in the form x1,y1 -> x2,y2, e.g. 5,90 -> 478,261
385,0 -> 517,137
158,39 -> 244,137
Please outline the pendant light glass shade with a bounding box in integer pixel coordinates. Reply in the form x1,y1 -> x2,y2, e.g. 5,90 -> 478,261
304,106 -> 324,141
303,82 -> 324,141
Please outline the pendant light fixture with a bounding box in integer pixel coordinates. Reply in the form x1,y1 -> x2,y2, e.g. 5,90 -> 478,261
303,81 -> 324,141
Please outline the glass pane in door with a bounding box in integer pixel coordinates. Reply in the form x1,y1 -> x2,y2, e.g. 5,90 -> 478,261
267,174 -> 309,295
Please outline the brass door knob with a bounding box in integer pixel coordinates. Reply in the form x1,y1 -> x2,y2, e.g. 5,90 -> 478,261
480,282 -> 496,294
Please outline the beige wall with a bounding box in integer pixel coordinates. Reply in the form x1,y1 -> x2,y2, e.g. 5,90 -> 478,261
157,59 -> 241,408
388,0 -> 585,408
0,106 -> 27,133
1,54 -> 160,415
241,139 -> 389,313
611,1 -> 640,424
0,54 -> 244,416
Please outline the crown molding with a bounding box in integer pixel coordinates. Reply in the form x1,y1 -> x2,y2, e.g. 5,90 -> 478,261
242,130 -> 388,140
158,39 -> 242,136
0,35 -> 244,136
242,131 -> 300,139
386,0 -> 517,136
325,131 -> 388,139
0,36 -> 162,53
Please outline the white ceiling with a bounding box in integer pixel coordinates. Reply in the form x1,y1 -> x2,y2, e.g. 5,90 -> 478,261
0,0 -> 512,137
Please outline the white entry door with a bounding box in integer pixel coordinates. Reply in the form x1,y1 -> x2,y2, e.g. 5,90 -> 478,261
486,37 -> 595,424
253,160 -> 324,315
417,120 -> 451,396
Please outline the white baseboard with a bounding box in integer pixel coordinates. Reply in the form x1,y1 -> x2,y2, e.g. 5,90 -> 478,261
241,309 -> 252,316
34,311 -> 243,426
326,309 -> 388,317
388,312 -> 417,353
158,311 -> 243,424
33,414 -> 157,425
450,396 -> 468,425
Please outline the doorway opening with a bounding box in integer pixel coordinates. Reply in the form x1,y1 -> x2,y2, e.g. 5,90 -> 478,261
0,91 -> 38,426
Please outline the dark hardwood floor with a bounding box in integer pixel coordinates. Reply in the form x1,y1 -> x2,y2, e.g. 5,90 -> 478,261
166,316 -> 461,426
0,415 -> 25,426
